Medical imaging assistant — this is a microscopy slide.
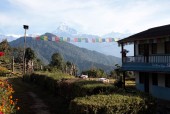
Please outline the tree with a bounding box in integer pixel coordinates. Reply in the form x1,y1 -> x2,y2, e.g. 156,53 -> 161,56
13,47 -> 24,63
82,68 -> 106,78
25,48 -> 35,62
25,47 -> 36,72
0,39 -> 12,63
50,53 -> 64,70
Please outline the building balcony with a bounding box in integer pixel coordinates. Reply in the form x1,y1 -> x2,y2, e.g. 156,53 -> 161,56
122,55 -> 170,72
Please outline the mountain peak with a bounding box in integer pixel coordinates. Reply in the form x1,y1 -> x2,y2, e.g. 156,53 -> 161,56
56,23 -> 78,35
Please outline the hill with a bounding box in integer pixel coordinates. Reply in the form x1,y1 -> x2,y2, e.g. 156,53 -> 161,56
9,33 -> 121,72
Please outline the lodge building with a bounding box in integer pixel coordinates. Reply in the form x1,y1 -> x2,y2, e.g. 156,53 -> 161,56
118,24 -> 170,100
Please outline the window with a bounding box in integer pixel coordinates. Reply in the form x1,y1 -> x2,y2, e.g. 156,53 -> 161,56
151,43 -> 157,54
165,74 -> 170,88
152,73 -> 158,85
165,41 -> 170,54
139,72 -> 145,84
138,44 -> 145,55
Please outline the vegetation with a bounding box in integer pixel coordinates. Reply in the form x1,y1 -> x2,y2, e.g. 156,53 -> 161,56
50,53 -> 64,70
25,47 -> 35,63
70,94 -> 156,114
0,39 -> 12,63
9,36 -> 121,72
0,66 -> 10,77
82,68 -> 107,78
0,79 -> 19,114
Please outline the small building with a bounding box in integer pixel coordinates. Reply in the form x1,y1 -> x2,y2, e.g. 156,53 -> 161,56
118,24 -> 170,100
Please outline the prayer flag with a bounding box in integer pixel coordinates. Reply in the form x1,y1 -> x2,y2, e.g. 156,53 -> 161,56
67,37 -> 70,42
74,38 -> 78,42
36,36 -> 40,40
40,36 -> 44,40
99,38 -> 102,43
52,36 -> 55,41
78,38 -> 81,42
109,38 -> 112,42
55,36 -> 60,42
44,36 -> 48,41
92,38 -> 95,43
85,38 -> 88,43
96,38 -> 99,42
60,37 -> 63,42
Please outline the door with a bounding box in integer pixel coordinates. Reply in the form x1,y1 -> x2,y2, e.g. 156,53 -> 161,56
144,73 -> 149,93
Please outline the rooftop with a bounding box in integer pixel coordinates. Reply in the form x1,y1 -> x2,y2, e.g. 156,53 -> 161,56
118,24 -> 170,44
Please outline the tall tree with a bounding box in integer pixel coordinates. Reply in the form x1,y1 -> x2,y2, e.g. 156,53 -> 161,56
25,47 -> 35,61
50,53 -> 64,70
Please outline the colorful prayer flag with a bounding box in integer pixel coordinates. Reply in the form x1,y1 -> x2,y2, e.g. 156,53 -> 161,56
40,36 -> 44,40
85,38 -> 88,43
55,36 -> 60,42
109,38 -> 112,42
52,36 -> 55,41
59,37 -> 63,42
74,38 -> 78,42
67,37 -> 70,42
96,38 -> 99,42
44,36 -> 48,41
78,38 -> 81,42
99,38 -> 102,43
92,38 -> 95,43
36,36 -> 40,40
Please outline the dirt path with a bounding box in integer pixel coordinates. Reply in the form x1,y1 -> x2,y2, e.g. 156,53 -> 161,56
8,77 -> 69,114
28,92 -> 50,114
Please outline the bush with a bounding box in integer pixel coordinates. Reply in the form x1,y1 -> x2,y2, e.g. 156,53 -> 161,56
71,80 -> 122,98
70,94 -> 156,114
0,66 -> 10,77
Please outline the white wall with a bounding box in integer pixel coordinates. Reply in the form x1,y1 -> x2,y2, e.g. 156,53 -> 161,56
135,43 -> 139,56
158,73 -> 165,87
135,72 -> 139,83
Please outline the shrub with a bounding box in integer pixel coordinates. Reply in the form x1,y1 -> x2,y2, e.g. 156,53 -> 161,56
70,94 -> 156,114
71,80 -> 122,98
0,66 -> 10,77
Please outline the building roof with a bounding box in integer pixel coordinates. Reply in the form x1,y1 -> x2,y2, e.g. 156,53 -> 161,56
118,24 -> 170,44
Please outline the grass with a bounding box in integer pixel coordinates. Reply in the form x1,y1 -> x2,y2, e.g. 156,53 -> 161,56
35,71 -> 75,80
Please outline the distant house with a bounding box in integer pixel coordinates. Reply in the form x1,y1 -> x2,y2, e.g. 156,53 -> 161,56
118,24 -> 170,100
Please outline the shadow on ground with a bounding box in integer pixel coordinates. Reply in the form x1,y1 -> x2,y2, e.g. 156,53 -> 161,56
8,77 -> 69,114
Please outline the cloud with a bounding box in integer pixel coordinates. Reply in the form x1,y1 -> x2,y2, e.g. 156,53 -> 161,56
1,0 -> 170,35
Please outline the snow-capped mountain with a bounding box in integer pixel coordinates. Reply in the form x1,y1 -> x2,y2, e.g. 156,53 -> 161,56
53,23 -> 100,38
52,24 -> 132,57
53,23 -> 78,37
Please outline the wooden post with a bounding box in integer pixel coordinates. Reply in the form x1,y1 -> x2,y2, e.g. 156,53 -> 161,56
123,71 -> 126,89
12,56 -> 14,72
121,43 -> 124,63
121,43 -> 126,89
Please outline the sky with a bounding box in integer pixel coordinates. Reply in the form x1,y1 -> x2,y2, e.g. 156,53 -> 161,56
0,0 -> 170,36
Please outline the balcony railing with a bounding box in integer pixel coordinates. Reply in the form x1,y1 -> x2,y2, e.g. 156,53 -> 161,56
124,55 -> 170,63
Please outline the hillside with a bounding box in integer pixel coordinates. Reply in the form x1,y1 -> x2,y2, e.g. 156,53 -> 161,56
9,33 -> 121,72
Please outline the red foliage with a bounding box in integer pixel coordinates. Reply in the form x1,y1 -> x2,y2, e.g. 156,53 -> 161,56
0,52 -> 4,56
